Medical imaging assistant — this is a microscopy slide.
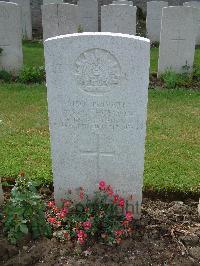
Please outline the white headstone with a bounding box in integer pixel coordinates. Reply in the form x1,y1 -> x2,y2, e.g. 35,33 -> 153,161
158,6 -> 197,75
43,0 -> 63,4
10,0 -> 32,40
0,2 -> 23,74
146,1 -> 168,43
101,4 -> 137,34
183,1 -> 200,44
42,3 -> 79,40
112,0 -> 133,5
78,0 -> 98,32
44,32 -> 150,218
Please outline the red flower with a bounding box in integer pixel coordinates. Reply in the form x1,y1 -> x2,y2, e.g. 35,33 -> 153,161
79,190 -> 84,200
63,200 -> 72,207
106,185 -> 114,196
48,217 -> 56,224
99,180 -> 106,190
115,237 -> 122,244
77,230 -> 87,244
77,230 -> 86,238
115,230 -> 124,236
125,211 -> 133,221
47,201 -> 55,208
121,220 -> 129,227
118,198 -> 125,207
64,231 -> 70,240
113,194 -> 119,203
78,238 -> 85,245
83,221 -> 92,230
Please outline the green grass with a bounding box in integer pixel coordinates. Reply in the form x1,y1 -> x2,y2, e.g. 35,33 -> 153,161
0,41 -> 199,195
23,41 -> 44,67
21,41 -> 200,74
150,46 -> 200,73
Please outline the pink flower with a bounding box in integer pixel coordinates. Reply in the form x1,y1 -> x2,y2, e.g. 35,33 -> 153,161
118,198 -> 125,207
83,221 -> 92,230
78,238 -> 85,245
106,185 -> 114,196
99,180 -> 106,190
77,230 -> 87,244
63,200 -> 72,207
77,230 -> 87,238
48,217 -> 56,224
115,230 -> 124,236
113,194 -> 119,203
48,201 -> 55,208
125,211 -> 133,221
79,190 -> 84,200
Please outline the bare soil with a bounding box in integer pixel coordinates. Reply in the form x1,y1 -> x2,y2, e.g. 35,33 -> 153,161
1,197 -> 200,266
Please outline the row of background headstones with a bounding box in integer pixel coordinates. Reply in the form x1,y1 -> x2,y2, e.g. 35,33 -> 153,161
41,0 -> 200,44
1,0 -> 199,37
0,1 -> 198,76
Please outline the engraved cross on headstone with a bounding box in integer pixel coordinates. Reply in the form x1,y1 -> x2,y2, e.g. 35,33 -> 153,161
80,134 -> 114,179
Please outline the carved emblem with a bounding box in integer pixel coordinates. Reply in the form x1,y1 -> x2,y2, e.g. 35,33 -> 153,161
74,49 -> 121,95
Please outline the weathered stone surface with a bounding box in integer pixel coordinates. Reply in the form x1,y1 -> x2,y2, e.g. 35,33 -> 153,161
183,1 -> 200,44
44,32 -> 150,218
101,3 -> 137,34
0,2 -> 23,74
112,0 -> 133,5
158,6 -> 197,75
78,0 -> 98,32
146,1 -> 168,42
42,3 -> 79,40
10,0 -> 32,40
43,0 -> 63,4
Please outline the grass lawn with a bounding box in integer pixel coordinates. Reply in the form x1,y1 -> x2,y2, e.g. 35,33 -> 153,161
0,41 -> 199,195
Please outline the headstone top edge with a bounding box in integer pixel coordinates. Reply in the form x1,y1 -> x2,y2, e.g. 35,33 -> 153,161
0,1 -> 19,6
164,5 -> 196,10
45,32 -> 150,44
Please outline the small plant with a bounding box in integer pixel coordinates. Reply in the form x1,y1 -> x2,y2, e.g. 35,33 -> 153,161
161,69 -> 179,89
77,24 -> 84,33
46,181 -> 133,246
3,176 -> 51,244
0,70 -> 12,82
17,65 -> 45,83
0,47 -> 3,55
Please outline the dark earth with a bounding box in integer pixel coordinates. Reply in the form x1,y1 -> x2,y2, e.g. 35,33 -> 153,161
0,196 -> 200,266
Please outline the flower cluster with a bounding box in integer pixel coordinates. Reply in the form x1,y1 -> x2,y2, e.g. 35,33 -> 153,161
46,181 -> 134,246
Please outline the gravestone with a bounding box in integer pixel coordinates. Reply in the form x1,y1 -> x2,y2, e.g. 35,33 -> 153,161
183,1 -> 200,44
112,0 -> 133,5
158,6 -> 196,75
0,2 -> 23,74
43,0 -> 63,4
78,0 -> 98,32
101,4 -> 137,34
146,1 -> 168,43
44,32 -> 150,218
10,0 -> 32,40
42,3 -> 79,40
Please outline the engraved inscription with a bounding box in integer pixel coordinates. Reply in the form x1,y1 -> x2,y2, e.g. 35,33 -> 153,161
0,7 -> 9,20
74,49 -> 121,95
50,98 -> 144,132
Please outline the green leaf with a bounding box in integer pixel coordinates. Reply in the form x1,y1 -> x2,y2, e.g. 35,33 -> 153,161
20,224 -> 29,234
